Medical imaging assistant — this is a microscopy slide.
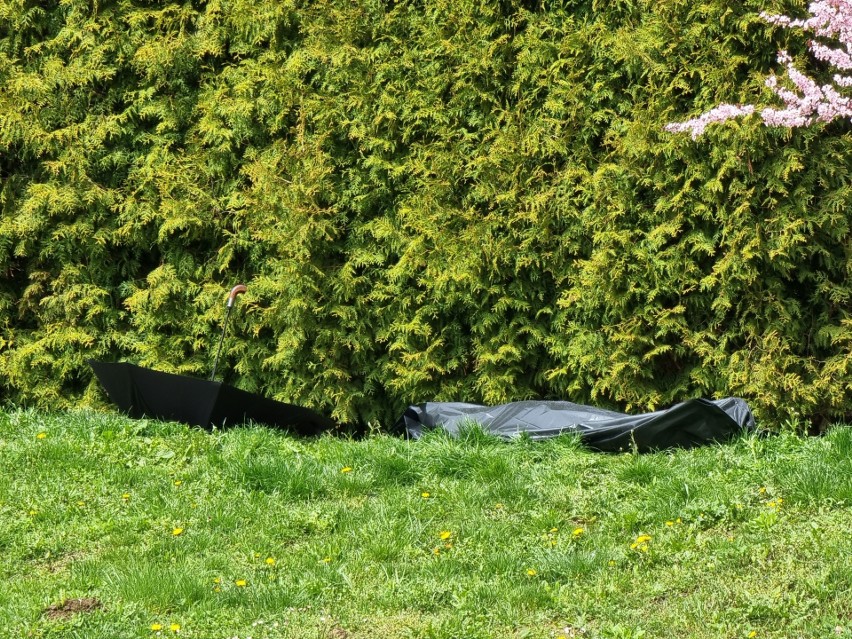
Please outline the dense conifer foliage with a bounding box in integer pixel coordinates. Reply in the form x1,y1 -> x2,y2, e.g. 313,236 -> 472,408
1,0 -> 850,429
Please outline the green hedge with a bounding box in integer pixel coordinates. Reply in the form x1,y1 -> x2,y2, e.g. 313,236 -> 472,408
2,0 -> 851,428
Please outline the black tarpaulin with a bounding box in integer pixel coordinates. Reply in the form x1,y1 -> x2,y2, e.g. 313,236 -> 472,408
90,360 -> 335,435
396,397 -> 754,452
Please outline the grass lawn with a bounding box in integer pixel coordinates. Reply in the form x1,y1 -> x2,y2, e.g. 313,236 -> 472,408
1,408 -> 851,639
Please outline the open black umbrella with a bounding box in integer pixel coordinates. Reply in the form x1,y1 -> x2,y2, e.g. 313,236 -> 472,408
91,285 -> 335,435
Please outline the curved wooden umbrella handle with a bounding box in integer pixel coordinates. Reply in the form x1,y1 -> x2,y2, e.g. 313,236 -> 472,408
227,284 -> 247,308
211,284 -> 248,381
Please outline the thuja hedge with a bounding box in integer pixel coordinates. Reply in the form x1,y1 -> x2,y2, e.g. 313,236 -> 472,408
2,0 -> 851,429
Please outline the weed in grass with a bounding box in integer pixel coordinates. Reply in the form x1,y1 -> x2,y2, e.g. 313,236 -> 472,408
776,426 -> 852,505
106,559 -> 212,610
236,452 -> 329,498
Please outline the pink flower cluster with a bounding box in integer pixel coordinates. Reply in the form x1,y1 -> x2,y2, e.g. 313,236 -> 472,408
666,0 -> 852,137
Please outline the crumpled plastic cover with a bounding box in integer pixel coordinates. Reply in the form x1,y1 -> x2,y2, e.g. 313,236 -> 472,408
396,397 -> 755,452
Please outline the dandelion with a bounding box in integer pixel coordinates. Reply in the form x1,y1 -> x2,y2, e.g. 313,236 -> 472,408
28,509 -> 37,516
439,530 -> 452,540
173,480 -> 182,486
36,432 -> 47,440
77,501 -> 85,507
550,527 -> 558,533
665,521 -> 674,527
341,466 -> 353,473
235,579 -> 247,587
631,534 -> 652,552
265,557 -> 276,566
122,493 -> 130,500
495,503 -> 504,509
432,547 -> 441,555
421,492 -> 430,498
172,527 -> 184,536
170,623 -> 181,633
748,632 -> 757,638
758,487 -> 767,494
151,623 -> 163,631
321,557 -> 331,563
526,568 -> 537,576
572,527 -> 584,537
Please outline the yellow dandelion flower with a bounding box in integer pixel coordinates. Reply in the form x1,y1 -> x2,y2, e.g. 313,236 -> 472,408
28,509 -> 37,516
36,432 -> 47,440
341,466 -> 353,473
322,557 -> 332,563
170,623 -> 180,632
122,493 -> 130,500
550,527 -> 558,533
213,577 -> 221,584
151,623 -> 163,631
572,527 -> 584,537
77,501 -> 85,507
265,557 -> 276,566
758,486 -> 766,494
631,534 -> 652,552
676,517 -> 682,524
495,503 -> 504,509
173,480 -> 182,486
235,579 -> 247,587
172,527 -> 184,536
439,530 -> 452,540
421,492 -> 430,498
526,569 -> 537,576
665,521 -> 674,527
432,547 -> 441,555
748,632 -> 757,638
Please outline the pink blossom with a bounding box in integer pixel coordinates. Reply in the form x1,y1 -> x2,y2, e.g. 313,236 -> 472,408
664,104 -> 756,139
668,0 -> 852,136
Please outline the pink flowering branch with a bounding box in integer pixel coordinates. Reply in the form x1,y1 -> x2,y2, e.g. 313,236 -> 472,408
666,0 -> 852,138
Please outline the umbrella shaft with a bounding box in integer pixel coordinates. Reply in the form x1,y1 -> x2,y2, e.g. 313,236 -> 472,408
210,305 -> 234,381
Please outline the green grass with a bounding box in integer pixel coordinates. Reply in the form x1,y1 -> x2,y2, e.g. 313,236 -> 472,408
1,409 -> 851,639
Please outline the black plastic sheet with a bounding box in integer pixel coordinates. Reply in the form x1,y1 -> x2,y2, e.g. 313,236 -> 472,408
397,397 -> 754,452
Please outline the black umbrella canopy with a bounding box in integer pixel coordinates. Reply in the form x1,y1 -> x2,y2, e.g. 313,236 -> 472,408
90,360 -> 335,434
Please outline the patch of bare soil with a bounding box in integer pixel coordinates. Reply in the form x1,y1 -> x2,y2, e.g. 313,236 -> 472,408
43,597 -> 103,620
